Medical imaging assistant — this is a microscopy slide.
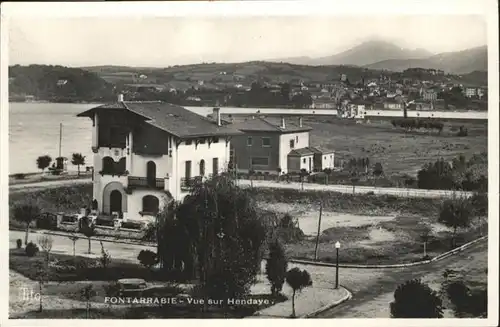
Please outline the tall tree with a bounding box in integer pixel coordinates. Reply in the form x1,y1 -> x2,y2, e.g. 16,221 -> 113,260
13,203 -> 41,245
36,155 -> 52,173
71,153 -> 86,176
163,174 -> 267,302
438,197 -> 473,248
265,239 -> 288,296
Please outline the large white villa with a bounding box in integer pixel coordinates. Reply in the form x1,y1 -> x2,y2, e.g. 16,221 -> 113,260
77,95 -> 242,222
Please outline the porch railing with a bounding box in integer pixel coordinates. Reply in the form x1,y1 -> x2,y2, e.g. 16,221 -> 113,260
128,176 -> 165,190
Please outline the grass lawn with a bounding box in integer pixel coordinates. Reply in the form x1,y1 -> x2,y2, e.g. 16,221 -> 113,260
285,215 -> 487,265
9,248 -> 173,282
304,116 -> 487,175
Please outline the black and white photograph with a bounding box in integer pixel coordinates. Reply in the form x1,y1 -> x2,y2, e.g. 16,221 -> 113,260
1,0 -> 498,324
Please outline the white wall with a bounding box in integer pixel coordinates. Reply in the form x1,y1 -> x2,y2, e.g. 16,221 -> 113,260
299,154 -> 314,171
171,138 -> 231,200
279,132 -> 310,173
126,189 -> 168,221
321,152 -> 335,170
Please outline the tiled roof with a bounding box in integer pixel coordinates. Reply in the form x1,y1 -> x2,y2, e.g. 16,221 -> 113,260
77,101 -> 243,138
308,146 -> 334,154
230,116 -> 312,133
288,147 -> 315,156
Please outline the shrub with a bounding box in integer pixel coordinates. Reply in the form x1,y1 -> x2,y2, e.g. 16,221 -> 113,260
16,239 -> 23,249
25,242 -> 40,257
266,239 -> 288,296
438,197 -> 473,248
13,173 -> 26,180
121,221 -> 143,230
390,279 -> 443,318
138,250 -> 158,269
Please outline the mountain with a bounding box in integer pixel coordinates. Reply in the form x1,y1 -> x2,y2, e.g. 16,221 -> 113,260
364,45 -> 487,74
269,40 -> 433,66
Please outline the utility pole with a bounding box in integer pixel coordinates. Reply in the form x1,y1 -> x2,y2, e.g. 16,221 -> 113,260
59,123 -> 63,158
314,202 -> 323,261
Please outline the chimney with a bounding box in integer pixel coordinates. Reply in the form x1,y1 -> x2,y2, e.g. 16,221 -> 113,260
117,94 -> 124,102
213,107 -> 221,127
299,117 -> 303,127
281,116 -> 286,129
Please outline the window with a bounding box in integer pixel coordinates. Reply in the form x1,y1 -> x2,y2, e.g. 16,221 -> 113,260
142,195 -> 159,214
302,158 -> 306,164
262,137 -> 271,147
212,158 -> 219,175
199,138 -> 206,144
247,137 -> 253,146
324,156 -> 327,159
251,157 -> 269,166
199,159 -> 205,176
290,139 -> 295,149
185,161 -> 192,178
212,137 -> 219,143
185,140 -> 192,146
296,136 -> 299,143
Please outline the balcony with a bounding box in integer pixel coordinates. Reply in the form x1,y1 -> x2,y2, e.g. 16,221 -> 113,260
180,176 -> 203,192
127,176 -> 165,190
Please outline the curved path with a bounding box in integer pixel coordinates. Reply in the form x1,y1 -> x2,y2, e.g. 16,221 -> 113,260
314,240 -> 487,318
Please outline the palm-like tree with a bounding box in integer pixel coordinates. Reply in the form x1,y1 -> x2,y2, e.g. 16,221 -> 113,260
71,153 -> 86,176
14,204 -> 41,245
286,268 -> 313,318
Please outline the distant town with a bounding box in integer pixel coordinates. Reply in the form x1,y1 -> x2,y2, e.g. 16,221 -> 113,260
9,62 -> 488,112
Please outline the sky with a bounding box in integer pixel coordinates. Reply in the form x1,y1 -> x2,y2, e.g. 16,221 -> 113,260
8,15 -> 487,67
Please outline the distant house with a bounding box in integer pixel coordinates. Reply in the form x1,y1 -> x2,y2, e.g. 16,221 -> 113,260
312,99 -> 336,109
422,88 -> 438,101
383,98 -> 403,110
413,100 -> 434,111
124,84 -> 167,92
57,79 -> 68,86
229,116 -> 314,174
309,147 -> 335,172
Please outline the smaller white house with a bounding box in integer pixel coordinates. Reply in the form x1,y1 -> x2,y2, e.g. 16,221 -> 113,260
288,148 -> 315,173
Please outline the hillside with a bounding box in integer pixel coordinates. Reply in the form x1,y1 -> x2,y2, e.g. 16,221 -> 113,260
9,65 -> 115,102
307,40 -> 433,66
364,46 -> 487,74
269,40 -> 433,66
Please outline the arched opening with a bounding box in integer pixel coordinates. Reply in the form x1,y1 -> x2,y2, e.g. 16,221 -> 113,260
102,157 -> 115,174
102,182 -> 127,215
199,159 -> 205,176
147,161 -> 156,186
110,190 -> 122,215
142,195 -> 159,214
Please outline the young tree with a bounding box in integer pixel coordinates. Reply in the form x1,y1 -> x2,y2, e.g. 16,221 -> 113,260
80,285 -> 96,319
34,261 -> 47,312
248,169 -> 256,187
71,153 -> 86,176
37,235 -> 54,266
99,241 -> 112,269
67,234 -> 79,259
350,168 -> 360,194
438,197 -> 473,248
299,168 -> 309,190
390,279 -> 444,318
276,167 -> 282,182
13,203 -> 41,245
36,155 -> 52,173
286,268 -> 313,318
80,217 -> 96,254
373,162 -> 384,178
265,239 -> 288,296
